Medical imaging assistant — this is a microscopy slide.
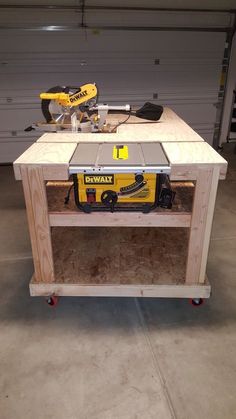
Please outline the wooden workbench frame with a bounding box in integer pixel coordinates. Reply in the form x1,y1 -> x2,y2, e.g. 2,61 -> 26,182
14,108 -> 227,299
19,164 -> 216,299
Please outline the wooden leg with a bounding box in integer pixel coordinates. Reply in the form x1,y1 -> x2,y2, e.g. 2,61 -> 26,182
199,167 -> 220,283
21,166 -> 54,282
185,167 -> 219,284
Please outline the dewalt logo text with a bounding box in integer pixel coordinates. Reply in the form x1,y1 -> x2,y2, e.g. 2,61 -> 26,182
70,90 -> 88,103
84,174 -> 114,185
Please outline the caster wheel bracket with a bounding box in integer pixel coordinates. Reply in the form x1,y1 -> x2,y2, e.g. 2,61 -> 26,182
46,296 -> 59,307
190,298 -> 204,307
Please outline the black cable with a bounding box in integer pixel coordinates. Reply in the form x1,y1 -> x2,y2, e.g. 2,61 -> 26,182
64,184 -> 74,204
110,110 -> 132,133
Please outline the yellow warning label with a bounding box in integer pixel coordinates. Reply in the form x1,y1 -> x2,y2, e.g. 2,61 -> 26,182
113,145 -> 129,160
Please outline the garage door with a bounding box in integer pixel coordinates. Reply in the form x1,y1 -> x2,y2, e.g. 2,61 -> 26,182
0,8 -> 232,162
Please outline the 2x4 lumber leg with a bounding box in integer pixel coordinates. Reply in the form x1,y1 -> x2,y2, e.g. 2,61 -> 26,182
185,167 -> 219,284
198,167 -> 220,283
21,166 -> 54,282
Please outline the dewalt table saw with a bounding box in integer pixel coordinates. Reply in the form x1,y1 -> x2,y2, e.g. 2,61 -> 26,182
14,108 -> 228,306
69,142 -> 174,213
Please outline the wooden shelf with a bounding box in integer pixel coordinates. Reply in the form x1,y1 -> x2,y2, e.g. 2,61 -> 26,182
46,181 -> 194,227
30,226 -> 210,298
51,227 -> 188,285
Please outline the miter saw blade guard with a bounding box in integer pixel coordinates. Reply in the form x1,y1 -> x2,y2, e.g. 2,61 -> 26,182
41,85 -> 66,123
41,84 -> 98,124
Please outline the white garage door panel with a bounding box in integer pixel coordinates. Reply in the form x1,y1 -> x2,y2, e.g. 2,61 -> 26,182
1,30 -> 225,53
0,72 -> 220,94
0,65 -> 222,94
0,28 -> 226,161
0,141 -> 35,164
0,9 -> 232,29
170,103 -> 218,140
0,109 -> 42,132
1,65 -> 223,79
170,104 -> 217,125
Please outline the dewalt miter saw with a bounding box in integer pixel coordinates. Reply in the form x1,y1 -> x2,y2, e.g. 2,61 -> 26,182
25,82 -> 163,133
40,83 -> 98,124
33,83 -> 130,132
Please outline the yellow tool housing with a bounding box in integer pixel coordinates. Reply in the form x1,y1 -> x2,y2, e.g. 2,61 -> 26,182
40,83 -> 97,108
76,173 -> 157,203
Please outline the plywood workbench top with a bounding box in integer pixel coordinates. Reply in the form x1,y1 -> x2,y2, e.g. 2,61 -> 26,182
37,107 -> 204,143
14,107 -> 227,181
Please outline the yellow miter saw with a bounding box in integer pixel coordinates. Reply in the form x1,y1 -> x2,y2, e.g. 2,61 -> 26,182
38,83 -> 130,132
25,82 -> 164,133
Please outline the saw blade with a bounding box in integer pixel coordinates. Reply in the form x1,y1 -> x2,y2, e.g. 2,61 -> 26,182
41,85 -> 66,123
48,100 -> 70,123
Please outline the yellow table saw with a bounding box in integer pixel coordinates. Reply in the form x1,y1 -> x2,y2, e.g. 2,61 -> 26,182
69,142 -> 174,212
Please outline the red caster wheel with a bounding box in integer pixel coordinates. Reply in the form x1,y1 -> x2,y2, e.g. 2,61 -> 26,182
46,296 -> 59,307
190,298 -> 204,307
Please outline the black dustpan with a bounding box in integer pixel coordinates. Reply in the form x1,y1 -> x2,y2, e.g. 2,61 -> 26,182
136,102 -> 163,121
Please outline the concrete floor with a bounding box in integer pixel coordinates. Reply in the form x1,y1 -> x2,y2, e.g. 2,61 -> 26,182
0,144 -> 236,419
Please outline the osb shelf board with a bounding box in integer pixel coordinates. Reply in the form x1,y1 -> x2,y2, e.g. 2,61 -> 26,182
46,181 -> 194,214
48,227 -> 189,286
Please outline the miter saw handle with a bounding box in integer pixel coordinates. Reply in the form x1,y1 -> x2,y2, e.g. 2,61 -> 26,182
90,104 -> 130,112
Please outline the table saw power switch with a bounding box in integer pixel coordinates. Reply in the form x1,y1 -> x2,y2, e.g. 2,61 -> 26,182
86,188 -> 96,203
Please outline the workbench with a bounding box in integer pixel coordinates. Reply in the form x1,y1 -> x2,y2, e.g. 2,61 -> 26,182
14,108 -> 227,302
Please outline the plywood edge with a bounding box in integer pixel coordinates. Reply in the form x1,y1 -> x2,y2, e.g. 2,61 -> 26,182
13,161 -> 22,180
170,162 -> 227,180
37,135 -> 204,144
29,278 -> 211,298
42,164 -> 70,180
36,133 -> 52,142
13,163 -> 70,181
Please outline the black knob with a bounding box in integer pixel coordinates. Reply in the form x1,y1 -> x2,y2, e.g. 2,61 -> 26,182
135,174 -> 144,183
101,190 -> 118,207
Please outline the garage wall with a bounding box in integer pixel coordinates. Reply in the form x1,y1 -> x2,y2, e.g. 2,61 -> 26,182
0,9 -> 229,162
219,33 -> 236,145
